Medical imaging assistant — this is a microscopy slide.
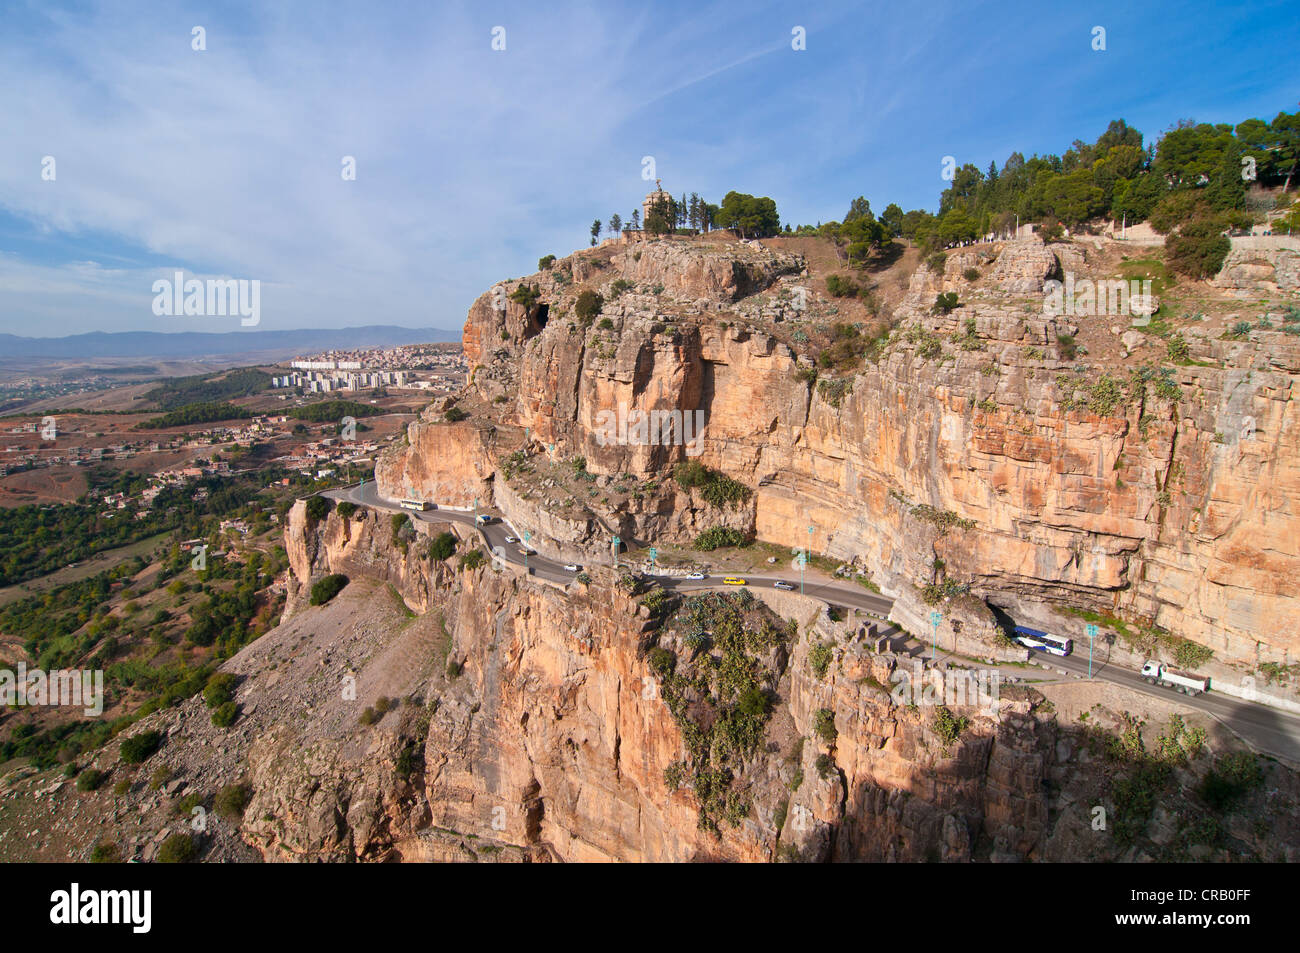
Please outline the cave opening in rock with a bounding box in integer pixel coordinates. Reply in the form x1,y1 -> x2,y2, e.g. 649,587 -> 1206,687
534,304 -> 549,328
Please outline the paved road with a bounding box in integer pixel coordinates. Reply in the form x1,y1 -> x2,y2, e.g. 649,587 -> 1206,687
317,483 -> 1300,761
325,481 -> 578,583
1044,651 -> 1300,763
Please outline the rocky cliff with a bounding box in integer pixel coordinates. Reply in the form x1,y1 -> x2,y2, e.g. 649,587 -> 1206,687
379,233 -> 1300,682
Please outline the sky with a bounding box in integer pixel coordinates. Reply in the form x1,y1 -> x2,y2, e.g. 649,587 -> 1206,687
0,0 -> 1296,337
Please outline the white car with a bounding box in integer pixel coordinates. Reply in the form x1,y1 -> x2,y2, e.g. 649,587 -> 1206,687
685,572 -> 707,580
773,580 -> 796,591
564,564 -> 581,572
504,535 -> 519,544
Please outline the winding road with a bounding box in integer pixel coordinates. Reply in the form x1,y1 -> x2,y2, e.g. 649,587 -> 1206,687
318,482 -> 1300,761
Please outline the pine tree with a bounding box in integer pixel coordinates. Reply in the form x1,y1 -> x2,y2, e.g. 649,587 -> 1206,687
631,209 -> 641,230
610,213 -> 623,235
590,219 -> 601,246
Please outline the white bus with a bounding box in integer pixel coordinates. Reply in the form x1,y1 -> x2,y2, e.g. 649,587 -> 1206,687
1012,626 -> 1073,657
400,499 -> 432,512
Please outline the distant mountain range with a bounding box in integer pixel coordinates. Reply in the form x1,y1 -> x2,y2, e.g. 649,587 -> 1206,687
0,326 -> 460,361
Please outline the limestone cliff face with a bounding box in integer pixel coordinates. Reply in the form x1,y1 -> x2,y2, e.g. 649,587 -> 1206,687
245,513 -> 1296,862
379,235 -> 1300,673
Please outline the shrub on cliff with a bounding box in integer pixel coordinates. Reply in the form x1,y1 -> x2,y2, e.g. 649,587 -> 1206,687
304,495 -> 331,524
215,782 -> 252,820
211,702 -> 238,728
575,290 -> 604,325
120,730 -> 163,764
76,768 -> 107,792
310,573 -> 349,606
933,706 -> 969,746
932,292 -> 960,315
444,406 -> 469,422
813,708 -> 837,744
157,833 -> 198,863
428,532 -> 457,561
693,527 -> 748,551
1166,218 -> 1231,279
538,254 -> 556,271
335,501 -> 357,519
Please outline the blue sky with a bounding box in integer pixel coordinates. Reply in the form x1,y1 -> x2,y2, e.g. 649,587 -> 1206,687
0,0 -> 1296,336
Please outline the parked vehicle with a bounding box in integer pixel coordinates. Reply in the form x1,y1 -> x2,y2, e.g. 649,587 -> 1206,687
1141,660 -> 1209,695
685,572 -> 707,580
400,499 -> 431,511
723,577 -> 747,586
504,535 -> 519,544
773,580 -> 795,590
475,514 -> 496,524
563,564 -> 581,572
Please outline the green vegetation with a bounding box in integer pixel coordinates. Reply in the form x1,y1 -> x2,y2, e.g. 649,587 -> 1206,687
693,526 -> 749,551
304,495 -> 332,523
211,702 -> 238,727
575,290 -> 604,324
813,708 -> 837,744
713,191 -> 780,238
932,292 -> 960,315
508,283 -> 541,309
309,573 -> 349,606
1197,752 -> 1264,812
809,641 -> 833,679
156,833 -> 198,863
648,591 -> 789,834
444,406 -> 470,422
137,401 -> 252,429
1166,218 -> 1232,279
90,842 -> 122,863
335,501 -> 357,519
287,400 -> 383,423
672,461 -> 751,508
459,548 -> 486,570
817,377 -> 852,408
143,368 -> 270,411
538,254 -> 556,270
909,503 -> 975,534
428,531 -> 457,561
119,730 -> 163,764
76,768 -> 108,792
214,782 -> 252,820
932,706 -> 970,746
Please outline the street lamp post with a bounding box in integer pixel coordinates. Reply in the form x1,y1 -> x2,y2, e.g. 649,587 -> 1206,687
523,531 -> 530,572
612,535 -> 620,567
929,611 -> 942,661
649,547 -> 657,572
1086,623 -> 1098,678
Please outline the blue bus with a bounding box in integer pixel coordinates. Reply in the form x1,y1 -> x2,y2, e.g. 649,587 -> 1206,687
1012,625 -> 1073,657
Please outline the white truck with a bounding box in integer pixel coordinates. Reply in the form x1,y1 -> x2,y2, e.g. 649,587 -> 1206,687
1140,660 -> 1209,696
